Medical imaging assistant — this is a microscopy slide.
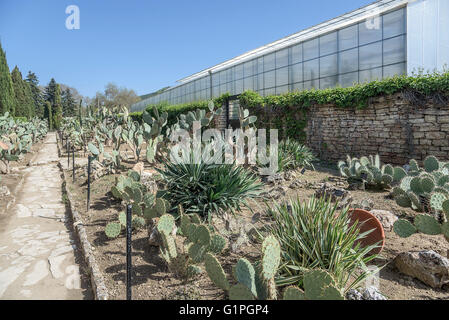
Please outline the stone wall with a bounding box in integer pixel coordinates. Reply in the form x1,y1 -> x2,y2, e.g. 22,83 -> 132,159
306,93 -> 449,165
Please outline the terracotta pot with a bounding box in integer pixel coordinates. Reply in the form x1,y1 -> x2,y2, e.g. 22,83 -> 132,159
348,208 -> 385,255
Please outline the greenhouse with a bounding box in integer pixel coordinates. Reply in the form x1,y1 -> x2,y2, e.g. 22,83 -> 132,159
131,0 -> 449,112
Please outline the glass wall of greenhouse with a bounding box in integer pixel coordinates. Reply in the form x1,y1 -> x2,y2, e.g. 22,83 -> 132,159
131,6 -> 407,112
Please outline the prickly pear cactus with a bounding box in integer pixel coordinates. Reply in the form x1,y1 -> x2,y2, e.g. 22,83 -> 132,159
338,154 -> 394,190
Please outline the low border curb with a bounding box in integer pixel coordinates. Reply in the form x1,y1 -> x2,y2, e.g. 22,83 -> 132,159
56,139 -> 109,300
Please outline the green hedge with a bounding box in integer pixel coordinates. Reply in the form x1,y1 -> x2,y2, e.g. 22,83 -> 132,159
129,94 -> 229,128
129,71 -> 449,141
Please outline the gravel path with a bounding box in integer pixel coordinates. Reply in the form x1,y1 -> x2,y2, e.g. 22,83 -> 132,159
0,133 -> 88,299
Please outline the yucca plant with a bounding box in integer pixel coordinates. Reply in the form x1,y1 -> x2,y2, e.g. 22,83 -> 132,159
268,196 -> 380,293
278,139 -> 316,172
157,157 -> 262,221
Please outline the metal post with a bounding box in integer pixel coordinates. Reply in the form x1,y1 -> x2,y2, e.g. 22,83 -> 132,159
72,146 -> 75,182
67,141 -> 70,168
126,204 -> 132,300
87,156 -> 91,212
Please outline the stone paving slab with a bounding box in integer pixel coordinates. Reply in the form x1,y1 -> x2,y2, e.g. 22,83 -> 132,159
0,133 -> 87,300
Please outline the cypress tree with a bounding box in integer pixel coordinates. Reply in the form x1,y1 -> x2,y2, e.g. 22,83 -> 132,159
0,41 -> 16,115
44,101 -> 52,130
53,84 -> 63,129
25,71 -> 44,118
11,66 -> 34,118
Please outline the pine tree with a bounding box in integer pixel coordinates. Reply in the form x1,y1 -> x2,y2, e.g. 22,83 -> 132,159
25,71 -> 44,118
44,101 -> 52,130
11,66 -> 34,118
62,88 -> 76,117
0,41 -> 16,115
53,84 -> 63,129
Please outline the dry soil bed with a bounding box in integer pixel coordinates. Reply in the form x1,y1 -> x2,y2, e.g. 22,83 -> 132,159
63,150 -> 449,300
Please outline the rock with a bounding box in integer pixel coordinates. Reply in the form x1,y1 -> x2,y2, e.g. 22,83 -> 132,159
262,173 -> 284,185
289,180 -> 301,189
346,289 -> 363,300
132,162 -> 145,175
353,198 -> 374,211
346,287 -> 387,300
362,286 -> 387,300
0,185 -> 10,197
394,250 -> 449,289
314,183 -> 348,202
370,210 -> 398,232
284,171 -> 296,181
230,231 -> 249,253
271,186 -> 287,200
251,213 -> 261,224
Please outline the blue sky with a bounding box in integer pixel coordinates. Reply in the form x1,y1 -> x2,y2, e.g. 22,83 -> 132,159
0,0 -> 373,98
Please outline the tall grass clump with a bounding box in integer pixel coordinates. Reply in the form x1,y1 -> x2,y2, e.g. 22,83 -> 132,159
269,196 -> 380,292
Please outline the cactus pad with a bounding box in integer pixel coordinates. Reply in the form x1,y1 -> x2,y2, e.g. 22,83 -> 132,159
128,170 -> 140,182
393,219 -> 417,238
421,177 -> 435,194
424,156 -> 439,173
430,192 -> 447,211
283,286 -> 305,300
261,235 -> 281,280
235,258 -> 257,297
105,222 -> 122,238
204,253 -> 230,291
143,207 -> 158,220
157,214 -> 175,235
393,167 -> 407,182
196,225 -> 211,246
396,195 -> 411,208
303,270 -> 335,300
118,212 -> 126,226
132,216 -> 146,229
443,200 -> 449,218
209,234 -> 227,254
154,198 -> 166,216
188,243 -> 207,263
229,284 -> 255,300
414,214 -> 441,235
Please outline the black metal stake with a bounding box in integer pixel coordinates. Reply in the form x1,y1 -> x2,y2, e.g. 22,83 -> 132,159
72,146 -> 75,182
126,204 -> 132,300
87,155 -> 91,212
67,141 -> 70,168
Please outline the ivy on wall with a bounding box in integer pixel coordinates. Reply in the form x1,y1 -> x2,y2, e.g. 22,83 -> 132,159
130,71 -> 449,142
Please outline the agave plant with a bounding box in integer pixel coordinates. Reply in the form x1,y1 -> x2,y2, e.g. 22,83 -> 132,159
278,139 -> 316,172
157,152 -> 262,221
268,196 -> 380,293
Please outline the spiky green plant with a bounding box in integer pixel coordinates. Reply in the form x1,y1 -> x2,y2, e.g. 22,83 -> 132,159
277,138 -> 316,172
268,196 -> 379,292
157,155 -> 262,221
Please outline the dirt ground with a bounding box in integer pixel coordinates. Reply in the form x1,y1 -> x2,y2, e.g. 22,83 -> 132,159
62,142 -> 449,300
